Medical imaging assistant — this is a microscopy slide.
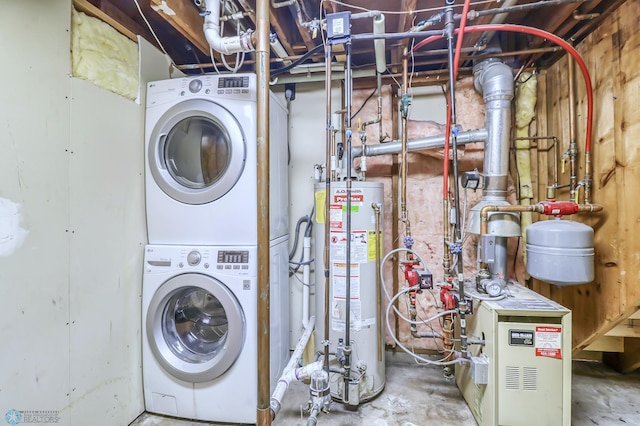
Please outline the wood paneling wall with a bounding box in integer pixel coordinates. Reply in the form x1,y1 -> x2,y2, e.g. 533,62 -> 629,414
533,0 -> 640,351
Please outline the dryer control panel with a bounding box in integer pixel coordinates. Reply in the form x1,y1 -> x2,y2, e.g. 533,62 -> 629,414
146,74 -> 256,107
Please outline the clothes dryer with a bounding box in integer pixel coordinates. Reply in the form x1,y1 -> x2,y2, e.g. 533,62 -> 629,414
145,74 -> 288,245
141,240 -> 289,423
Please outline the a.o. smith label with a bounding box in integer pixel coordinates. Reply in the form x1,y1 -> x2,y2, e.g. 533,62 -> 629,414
509,329 -> 534,346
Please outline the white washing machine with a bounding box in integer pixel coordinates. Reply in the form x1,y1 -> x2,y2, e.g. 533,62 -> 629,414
141,240 -> 289,423
145,74 -> 288,246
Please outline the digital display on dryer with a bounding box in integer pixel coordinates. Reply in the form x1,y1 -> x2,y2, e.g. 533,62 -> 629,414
218,76 -> 250,88
217,250 -> 249,264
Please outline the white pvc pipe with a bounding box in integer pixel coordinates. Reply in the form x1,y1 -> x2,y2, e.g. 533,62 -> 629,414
204,0 -> 255,55
270,316 -> 319,418
373,14 -> 386,74
302,236 -> 311,326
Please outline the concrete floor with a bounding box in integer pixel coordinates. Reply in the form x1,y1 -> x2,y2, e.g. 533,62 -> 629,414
130,356 -> 640,426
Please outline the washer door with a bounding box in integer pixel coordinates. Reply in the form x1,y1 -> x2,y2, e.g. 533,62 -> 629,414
146,273 -> 245,383
148,99 -> 246,205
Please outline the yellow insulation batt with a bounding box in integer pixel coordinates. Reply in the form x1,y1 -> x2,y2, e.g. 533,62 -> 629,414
514,72 -> 537,275
71,8 -> 139,100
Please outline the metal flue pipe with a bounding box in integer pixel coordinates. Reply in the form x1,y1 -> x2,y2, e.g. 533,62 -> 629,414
352,129 -> 487,158
473,59 -> 514,200
255,0 -> 271,424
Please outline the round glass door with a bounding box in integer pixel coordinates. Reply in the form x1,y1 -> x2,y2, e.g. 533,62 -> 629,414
148,99 -> 246,205
147,274 -> 245,382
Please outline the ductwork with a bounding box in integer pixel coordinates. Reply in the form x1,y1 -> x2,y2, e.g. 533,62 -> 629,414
467,58 -> 519,281
353,128 -> 488,158
473,58 -> 514,199
204,0 -> 255,55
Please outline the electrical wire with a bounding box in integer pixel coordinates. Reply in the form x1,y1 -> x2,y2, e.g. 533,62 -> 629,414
271,44 -> 325,78
379,247 -> 426,303
209,47 -> 221,74
386,286 -> 462,366
321,0 -> 498,15
220,1 -> 245,72
132,0 -> 176,67
350,87 -> 377,120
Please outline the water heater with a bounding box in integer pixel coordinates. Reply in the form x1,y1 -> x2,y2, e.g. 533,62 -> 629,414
456,284 -> 572,425
314,181 -> 385,406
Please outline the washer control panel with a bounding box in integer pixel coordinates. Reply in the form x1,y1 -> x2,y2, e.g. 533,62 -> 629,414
144,245 -> 256,276
217,250 -> 250,271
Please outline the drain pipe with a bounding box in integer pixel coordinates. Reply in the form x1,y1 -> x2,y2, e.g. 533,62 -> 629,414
255,0 -> 271,424
203,0 -> 255,55
473,0 -> 519,48
270,317 -> 320,420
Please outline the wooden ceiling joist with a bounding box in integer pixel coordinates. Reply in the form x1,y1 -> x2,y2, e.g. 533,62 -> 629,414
150,0 -> 210,54
73,0 -> 139,41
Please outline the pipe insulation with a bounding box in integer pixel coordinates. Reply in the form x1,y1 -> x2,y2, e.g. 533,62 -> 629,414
514,72 -> 538,277
373,14 -> 386,74
204,0 -> 255,55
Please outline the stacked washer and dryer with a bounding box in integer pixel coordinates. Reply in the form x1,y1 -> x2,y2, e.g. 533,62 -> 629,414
142,74 -> 290,423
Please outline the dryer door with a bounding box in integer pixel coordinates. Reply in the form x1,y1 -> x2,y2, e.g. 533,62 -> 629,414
148,99 -> 246,205
146,273 -> 245,383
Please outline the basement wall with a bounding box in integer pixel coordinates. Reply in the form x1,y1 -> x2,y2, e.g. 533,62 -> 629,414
0,2 -> 171,424
533,0 -> 640,351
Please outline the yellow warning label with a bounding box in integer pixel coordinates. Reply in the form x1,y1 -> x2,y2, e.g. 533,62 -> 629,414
367,230 -> 382,262
315,190 -> 326,224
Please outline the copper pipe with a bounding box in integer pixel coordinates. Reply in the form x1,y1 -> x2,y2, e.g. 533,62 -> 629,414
442,313 -> 454,360
323,43 -> 333,372
372,203 -> 383,362
255,0 -> 271,424
513,136 -> 560,199
584,152 -> 592,204
400,48 -> 409,231
443,200 -> 451,278
390,88 -> 400,344
568,56 -> 578,201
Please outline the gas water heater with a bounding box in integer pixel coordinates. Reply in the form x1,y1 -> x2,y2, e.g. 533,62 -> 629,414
314,181 -> 385,406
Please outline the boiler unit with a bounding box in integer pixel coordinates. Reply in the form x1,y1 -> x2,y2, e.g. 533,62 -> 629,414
314,181 -> 385,406
456,284 -> 571,426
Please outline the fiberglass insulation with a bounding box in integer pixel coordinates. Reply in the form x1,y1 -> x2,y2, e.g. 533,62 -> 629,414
71,9 -> 139,100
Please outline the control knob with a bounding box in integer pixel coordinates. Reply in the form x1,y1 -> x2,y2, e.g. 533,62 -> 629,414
187,250 -> 202,266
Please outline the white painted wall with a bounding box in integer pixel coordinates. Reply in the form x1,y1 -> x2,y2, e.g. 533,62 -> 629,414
67,78 -> 146,423
0,3 -> 171,425
0,1 -> 72,422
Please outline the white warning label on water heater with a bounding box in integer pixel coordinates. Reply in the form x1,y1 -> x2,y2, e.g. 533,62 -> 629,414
330,204 -> 343,228
535,326 -> 562,359
329,230 -> 368,263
